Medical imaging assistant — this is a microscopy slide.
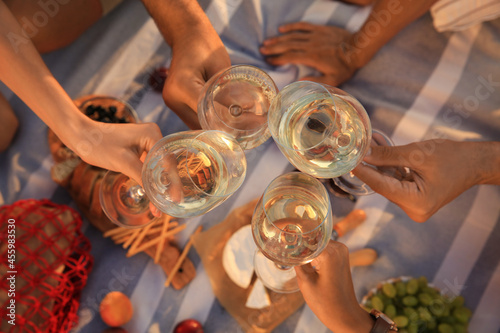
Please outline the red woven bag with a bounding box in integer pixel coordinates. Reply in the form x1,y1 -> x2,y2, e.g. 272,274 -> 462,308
0,199 -> 93,333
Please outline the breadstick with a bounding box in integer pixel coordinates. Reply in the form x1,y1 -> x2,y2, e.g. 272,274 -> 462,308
126,224 -> 187,257
122,228 -> 141,249
154,215 -> 171,263
164,225 -> 202,287
104,226 -> 135,238
127,221 -> 156,256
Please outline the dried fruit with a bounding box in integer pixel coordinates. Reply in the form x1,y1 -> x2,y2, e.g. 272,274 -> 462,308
149,67 -> 169,93
99,291 -> 133,327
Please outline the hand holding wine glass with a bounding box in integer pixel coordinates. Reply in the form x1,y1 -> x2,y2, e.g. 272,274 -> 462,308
100,130 -> 247,228
251,172 -> 333,293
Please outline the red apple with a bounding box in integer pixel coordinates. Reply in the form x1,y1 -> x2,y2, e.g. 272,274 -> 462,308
173,319 -> 204,333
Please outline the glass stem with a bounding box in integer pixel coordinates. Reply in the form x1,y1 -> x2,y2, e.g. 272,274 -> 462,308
274,263 -> 293,270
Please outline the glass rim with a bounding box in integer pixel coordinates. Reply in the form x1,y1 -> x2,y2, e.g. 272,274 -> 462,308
207,64 -> 278,133
78,95 -> 140,123
269,80 -> 338,153
261,171 -> 332,235
184,130 -> 246,198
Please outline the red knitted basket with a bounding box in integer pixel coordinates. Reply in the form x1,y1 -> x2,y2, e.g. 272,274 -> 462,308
0,199 -> 93,333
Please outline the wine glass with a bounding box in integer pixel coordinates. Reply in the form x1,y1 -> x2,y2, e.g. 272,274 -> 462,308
142,130 -> 247,218
197,65 -> 278,150
100,130 -> 247,227
100,170 -> 155,228
267,81 -> 372,178
332,129 -> 393,196
251,172 -> 333,293
330,129 -> 410,197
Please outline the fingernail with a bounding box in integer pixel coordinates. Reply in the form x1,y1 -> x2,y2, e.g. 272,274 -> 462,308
365,147 -> 372,156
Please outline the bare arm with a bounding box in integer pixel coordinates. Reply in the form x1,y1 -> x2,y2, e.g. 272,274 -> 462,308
261,0 -> 438,86
353,140 -> 500,222
141,0 -> 230,129
347,0 -> 439,70
0,1 -> 162,184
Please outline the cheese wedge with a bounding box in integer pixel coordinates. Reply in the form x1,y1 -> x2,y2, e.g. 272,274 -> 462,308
222,225 -> 257,289
245,278 -> 271,309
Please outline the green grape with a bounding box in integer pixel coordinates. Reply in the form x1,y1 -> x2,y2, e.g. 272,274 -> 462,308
418,293 -> 433,306
385,304 -> 397,319
450,296 -> 465,308
440,316 -> 457,325
396,281 -> 407,297
393,316 -> 409,328
453,323 -> 467,333
402,296 -> 418,307
438,323 -> 454,333
383,283 -> 397,298
377,291 -> 394,306
403,307 -> 419,322
418,306 -> 433,322
406,279 -> 419,295
427,317 -> 437,330
371,296 -> 385,312
361,304 -> 371,313
453,307 -> 471,324
407,322 -> 419,333
429,298 -> 447,317
418,276 -> 428,289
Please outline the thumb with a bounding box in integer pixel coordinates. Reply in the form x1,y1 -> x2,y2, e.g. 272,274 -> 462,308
363,144 -> 415,168
352,163 -> 407,203
294,262 -> 317,283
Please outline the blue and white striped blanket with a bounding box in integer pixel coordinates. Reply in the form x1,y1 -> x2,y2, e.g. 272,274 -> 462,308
1,0 -> 499,332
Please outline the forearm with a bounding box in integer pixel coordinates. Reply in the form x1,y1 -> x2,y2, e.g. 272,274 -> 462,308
0,1 -> 91,148
141,0 -> 216,47
476,141 -> 500,185
347,0 -> 438,69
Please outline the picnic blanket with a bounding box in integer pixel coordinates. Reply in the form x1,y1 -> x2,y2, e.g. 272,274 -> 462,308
1,0 -> 499,332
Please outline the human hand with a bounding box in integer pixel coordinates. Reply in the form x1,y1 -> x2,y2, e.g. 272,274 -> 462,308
295,240 -> 373,333
260,22 -> 358,86
69,119 -> 162,187
163,26 -> 230,129
353,140 -> 498,222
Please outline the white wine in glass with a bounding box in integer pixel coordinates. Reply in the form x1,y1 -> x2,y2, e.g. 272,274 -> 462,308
268,81 -> 372,178
197,65 -> 278,150
142,130 -> 247,218
251,172 -> 333,293
333,129 -> 393,196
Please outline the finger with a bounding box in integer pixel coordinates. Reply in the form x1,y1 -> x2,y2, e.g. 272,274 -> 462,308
149,202 -> 162,217
353,163 -> 413,204
278,21 -> 318,33
265,51 -> 319,68
363,144 -> 418,168
122,155 -> 145,187
260,39 -> 309,56
294,262 -> 317,283
262,31 -> 311,47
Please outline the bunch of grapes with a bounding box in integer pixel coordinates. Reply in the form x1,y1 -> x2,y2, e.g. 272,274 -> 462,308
362,276 -> 471,333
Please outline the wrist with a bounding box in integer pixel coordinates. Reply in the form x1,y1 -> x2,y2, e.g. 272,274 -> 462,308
476,141 -> 500,185
330,306 -> 374,333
